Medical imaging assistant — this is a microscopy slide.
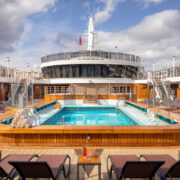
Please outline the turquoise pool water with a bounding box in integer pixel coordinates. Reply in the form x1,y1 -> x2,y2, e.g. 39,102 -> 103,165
46,107 -> 135,125
2,104 -> 176,126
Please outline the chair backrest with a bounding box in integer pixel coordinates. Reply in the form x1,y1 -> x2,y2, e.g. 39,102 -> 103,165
166,161 -> 180,178
0,167 -> 8,177
120,161 -> 164,179
9,161 -> 54,179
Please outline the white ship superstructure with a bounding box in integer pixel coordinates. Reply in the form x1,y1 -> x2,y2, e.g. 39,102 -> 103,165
0,16 -> 179,106
40,16 -> 141,84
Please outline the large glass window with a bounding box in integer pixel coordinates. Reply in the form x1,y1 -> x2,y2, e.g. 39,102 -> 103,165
44,64 -> 137,78
88,65 -> 94,77
72,65 -> 79,77
54,67 -> 60,78
62,66 -> 66,77
81,65 -> 87,77
95,65 -> 101,77
68,66 -> 73,77
102,65 -> 109,77
50,67 -> 55,78
59,66 -> 62,78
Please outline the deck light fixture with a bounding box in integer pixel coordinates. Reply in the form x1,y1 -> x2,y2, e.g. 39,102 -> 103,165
87,135 -> 91,141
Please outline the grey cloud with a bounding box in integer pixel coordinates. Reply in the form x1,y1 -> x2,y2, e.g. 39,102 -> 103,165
0,0 -> 56,54
55,32 -> 78,48
95,10 -> 180,69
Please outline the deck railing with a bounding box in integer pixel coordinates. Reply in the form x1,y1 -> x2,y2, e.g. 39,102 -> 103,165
41,50 -> 141,63
137,65 -> 180,80
0,65 -> 43,81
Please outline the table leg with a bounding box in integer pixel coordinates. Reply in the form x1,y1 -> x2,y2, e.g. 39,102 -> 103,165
77,164 -> 79,180
98,164 -> 101,180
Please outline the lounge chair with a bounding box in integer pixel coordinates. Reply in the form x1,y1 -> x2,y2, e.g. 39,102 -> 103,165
107,155 -> 164,180
140,154 -> 180,180
0,154 -> 38,179
170,97 -> 180,112
9,154 -> 71,180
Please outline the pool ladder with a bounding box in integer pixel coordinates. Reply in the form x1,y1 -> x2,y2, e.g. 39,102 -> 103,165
116,100 -> 125,113
147,109 -> 156,120
25,108 -> 41,126
116,101 -> 121,113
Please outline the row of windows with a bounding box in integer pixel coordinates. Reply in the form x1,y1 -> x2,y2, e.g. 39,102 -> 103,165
111,86 -> 131,94
45,86 -> 69,94
42,65 -> 138,78
44,85 -> 131,95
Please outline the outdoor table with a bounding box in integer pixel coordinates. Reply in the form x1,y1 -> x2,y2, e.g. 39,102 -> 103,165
77,154 -> 101,180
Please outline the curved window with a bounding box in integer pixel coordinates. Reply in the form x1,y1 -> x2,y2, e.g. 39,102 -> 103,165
42,64 -> 138,78
81,65 -> 87,77
88,65 -> 94,77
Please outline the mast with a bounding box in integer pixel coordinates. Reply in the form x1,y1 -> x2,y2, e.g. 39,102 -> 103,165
87,16 -> 94,50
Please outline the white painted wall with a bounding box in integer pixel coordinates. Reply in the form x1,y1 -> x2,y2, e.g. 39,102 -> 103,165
98,99 -> 117,105
49,77 -> 134,84
56,99 -> 125,106
40,59 -> 140,68
57,100 -> 83,105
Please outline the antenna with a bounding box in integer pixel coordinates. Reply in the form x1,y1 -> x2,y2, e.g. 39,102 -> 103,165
48,48 -> 51,55
87,15 -> 94,50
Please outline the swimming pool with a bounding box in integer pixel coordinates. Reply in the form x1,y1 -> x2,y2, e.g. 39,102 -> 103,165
43,105 -> 173,126
45,107 -> 134,125
1,104 -> 176,126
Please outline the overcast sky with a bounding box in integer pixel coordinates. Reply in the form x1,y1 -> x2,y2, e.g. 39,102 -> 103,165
0,0 -> 180,71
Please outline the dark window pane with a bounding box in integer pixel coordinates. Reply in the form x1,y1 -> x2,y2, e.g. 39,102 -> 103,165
88,65 -> 94,77
69,66 -> 73,77
102,65 -> 109,77
81,65 -> 87,77
62,66 -> 66,77
95,65 -> 101,77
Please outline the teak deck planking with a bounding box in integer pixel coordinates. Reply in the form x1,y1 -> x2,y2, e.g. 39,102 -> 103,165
0,124 -> 180,146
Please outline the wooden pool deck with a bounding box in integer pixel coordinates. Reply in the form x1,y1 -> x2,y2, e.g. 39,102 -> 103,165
127,100 -> 180,122
0,146 -> 180,180
0,100 -> 51,121
0,100 -> 180,147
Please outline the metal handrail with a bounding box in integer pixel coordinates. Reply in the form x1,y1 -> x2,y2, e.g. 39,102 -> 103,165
137,65 -> 180,80
25,108 -> 41,126
0,65 -> 42,79
41,50 -> 141,63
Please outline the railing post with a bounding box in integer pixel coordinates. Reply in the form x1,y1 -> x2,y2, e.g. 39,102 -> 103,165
55,86 -> 57,95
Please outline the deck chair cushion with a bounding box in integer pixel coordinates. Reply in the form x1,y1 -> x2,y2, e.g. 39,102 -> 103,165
121,161 -> 164,179
9,161 -> 53,178
9,154 -> 69,179
37,155 -> 67,177
109,155 -> 139,177
141,154 -> 177,175
0,154 -> 37,178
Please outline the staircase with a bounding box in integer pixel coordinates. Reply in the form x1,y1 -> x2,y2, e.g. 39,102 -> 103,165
148,71 -> 173,107
83,95 -> 98,104
11,71 -> 33,108
149,72 -> 162,100
160,73 -> 174,101
83,87 -> 98,104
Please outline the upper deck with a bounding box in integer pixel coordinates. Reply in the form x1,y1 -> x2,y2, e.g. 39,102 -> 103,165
41,50 -> 141,67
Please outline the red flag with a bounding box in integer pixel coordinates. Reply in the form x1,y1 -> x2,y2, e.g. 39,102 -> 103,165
79,37 -> 82,46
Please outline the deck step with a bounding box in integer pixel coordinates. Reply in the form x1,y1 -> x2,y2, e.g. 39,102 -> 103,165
83,99 -> 98,104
